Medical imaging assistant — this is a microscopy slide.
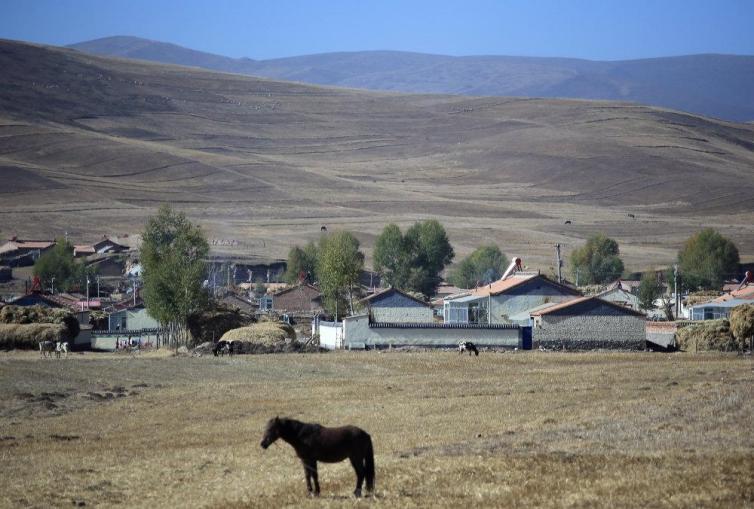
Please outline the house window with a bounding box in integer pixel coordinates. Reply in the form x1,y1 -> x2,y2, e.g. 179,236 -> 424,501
121,316 -> 127,330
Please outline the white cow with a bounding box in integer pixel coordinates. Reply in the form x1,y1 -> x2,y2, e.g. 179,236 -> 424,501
55,341 -> 69,359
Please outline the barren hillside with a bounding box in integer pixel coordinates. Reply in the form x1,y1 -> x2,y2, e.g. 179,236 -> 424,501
1,39 -> 753,269
70,36 -> 754,122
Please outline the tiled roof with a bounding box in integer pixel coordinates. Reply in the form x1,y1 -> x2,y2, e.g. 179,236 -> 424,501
530,296 -> 645,317
361,287 -> 428,307
470,273 -> 580,298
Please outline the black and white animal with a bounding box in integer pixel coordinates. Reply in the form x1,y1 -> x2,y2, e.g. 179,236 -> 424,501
55,341 -> 69,359
213,340 -> 233,357
458,341 -> 479,356
39,340 -> 56,357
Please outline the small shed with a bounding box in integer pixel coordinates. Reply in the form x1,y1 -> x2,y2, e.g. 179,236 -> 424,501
271,284 -> 323,314
361,287 -> 432,323
531,296 -> 646,349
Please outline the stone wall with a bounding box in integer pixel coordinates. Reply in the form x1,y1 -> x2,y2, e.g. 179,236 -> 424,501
533,305 -> 645,350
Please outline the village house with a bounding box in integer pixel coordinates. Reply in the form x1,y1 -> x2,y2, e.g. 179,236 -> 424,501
531,296 -> 647,349
0,237 -> 55,266
361,287 -> 433,323
687,280 -> 754,321
92,236 -> 129,255
443,272 -> 581,326
597,280 -> 642,311
315,284 -> 526,350
269,284 -> 323,314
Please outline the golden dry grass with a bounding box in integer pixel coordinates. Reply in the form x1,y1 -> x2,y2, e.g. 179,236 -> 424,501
0,351 -> 753,508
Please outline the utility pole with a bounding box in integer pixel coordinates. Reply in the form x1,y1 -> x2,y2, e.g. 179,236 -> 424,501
673,264 -> 680,319
575,268 -> 580,287
555,244 -> 563,284
86,276 -> 90,307
96,276 -> 100,299
51,277 -> 55,295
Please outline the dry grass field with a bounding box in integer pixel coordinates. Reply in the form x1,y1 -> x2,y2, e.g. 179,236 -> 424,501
1,350 -> 753,508
2,39 -> 754,270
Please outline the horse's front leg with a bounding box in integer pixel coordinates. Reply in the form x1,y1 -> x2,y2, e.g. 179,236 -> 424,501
311,461 -> 320,496
302,460 -> 313,495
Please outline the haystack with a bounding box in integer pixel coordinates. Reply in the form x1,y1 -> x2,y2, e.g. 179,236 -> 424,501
676,319 -> 745,352
0,305 -> 79,344
0,323 -> 67,350
221,322 -> 295,346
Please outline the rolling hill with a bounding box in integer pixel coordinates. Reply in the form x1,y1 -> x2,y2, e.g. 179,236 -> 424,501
2,38 -> 754,269
69,36 -> 754,122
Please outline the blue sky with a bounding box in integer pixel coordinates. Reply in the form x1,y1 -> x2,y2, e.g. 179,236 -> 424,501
1,0 -> 753,60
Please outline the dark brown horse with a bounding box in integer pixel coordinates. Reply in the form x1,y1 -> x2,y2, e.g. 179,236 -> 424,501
260,416 -> 375,497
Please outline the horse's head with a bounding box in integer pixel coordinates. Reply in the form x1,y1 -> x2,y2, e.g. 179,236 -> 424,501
260,416 -> 281,449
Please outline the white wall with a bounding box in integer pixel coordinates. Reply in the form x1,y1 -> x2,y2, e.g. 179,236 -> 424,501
317,320 -> 343,350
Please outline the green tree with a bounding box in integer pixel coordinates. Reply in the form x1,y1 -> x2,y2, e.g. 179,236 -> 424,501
373,220 -> 454,297
33,238 -> 85,292
373,224 -> 411,288
638,272 -> 663,311
316,231 -> 364,319
141,204 -> 209,348
570,234 -> 625,285
283,241 -> 318,284
677,228 -> 739,290
448,244 -> 508,289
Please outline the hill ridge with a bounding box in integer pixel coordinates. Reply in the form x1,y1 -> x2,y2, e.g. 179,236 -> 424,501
68,35 -> 754,122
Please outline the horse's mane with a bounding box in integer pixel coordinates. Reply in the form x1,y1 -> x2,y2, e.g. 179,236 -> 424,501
278,417 -> 323,437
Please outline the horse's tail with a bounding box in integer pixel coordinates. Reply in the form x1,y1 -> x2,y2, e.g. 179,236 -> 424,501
364,433 -> 375,492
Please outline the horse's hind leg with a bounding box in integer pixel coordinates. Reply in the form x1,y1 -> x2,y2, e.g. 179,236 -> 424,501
349,456 -> 365,497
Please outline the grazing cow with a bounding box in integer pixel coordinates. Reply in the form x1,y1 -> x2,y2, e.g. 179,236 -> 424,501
564,220 -> 572,225
628,213 -> 636,219
458,341 -> 479,356
55,341 -> 69,359
213,340 -> 233,357
39,341 -> 56,357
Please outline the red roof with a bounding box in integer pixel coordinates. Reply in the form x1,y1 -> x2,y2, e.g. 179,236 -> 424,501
531,296 -> 645,317
471,273 -> 580,298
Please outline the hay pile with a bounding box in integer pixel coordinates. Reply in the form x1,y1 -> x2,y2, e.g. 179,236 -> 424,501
730,304 -> 754,347
220,321 -> 320,354
0,323 -> 66,350
0,305 -> 79,348
187,303 -> 254,345
221,321 -> 295,345
676,319 -> 745,352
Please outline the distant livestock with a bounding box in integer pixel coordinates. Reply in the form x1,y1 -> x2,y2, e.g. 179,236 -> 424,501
458,341 -> 479,356
564,220 -> 572,225
213,340 -> 233,357
320,225 -> 328,232
55,341 -> 69,359
628,213 -> 636,219
39,341 -> 55,357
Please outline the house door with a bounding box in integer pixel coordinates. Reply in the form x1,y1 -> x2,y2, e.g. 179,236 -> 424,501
521,326 -> 532,350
